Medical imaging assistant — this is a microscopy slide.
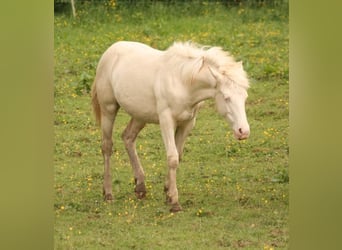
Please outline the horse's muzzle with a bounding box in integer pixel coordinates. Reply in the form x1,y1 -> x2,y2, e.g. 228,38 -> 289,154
234,127 -> 250,140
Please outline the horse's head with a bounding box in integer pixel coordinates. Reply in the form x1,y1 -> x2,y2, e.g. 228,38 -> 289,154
209,62 -> 250,140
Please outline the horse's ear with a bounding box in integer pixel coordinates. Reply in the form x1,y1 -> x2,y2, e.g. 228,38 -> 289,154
208,66 -> 221,81
194,56 -> 205,73
190,57 -> 205,84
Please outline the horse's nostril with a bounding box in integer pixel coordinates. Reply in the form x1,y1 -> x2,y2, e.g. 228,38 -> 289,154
239,128 -> 243,134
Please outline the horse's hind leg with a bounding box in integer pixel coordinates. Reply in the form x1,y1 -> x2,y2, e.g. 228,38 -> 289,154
122,118 -> 146,199
101,103 -> 119,201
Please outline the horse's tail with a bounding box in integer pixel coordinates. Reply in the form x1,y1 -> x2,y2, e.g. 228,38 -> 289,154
91,80 -> 101,126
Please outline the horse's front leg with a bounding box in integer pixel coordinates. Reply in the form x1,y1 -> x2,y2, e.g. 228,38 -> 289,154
175,104 -> 200,161
159,110 -> 182,212
175,117 -> 197,161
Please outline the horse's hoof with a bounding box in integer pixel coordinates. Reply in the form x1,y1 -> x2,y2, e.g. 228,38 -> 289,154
104,193 -> 113,202
170,204 -> 182,213
135,182 -> 147,199
135,191 -> 146,199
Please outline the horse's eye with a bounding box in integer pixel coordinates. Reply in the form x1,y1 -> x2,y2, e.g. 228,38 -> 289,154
224,96 -> 231,102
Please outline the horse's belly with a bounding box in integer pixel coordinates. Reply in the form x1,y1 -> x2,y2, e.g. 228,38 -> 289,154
122,103 -> 159,123
114,85 -> 159,123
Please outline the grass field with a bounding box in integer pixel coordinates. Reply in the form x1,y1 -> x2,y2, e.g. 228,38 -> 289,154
54,2 -> 288,249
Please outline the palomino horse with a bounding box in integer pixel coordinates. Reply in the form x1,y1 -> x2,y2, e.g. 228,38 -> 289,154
91,41 -> 250,212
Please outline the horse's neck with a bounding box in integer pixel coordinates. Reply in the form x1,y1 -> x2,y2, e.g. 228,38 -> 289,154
190,86 -> 217,106
171,57 -> 218,105
184,64 -> 218,105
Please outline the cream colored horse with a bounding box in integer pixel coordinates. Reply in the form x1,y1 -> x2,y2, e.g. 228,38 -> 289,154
91,41 -> 250,212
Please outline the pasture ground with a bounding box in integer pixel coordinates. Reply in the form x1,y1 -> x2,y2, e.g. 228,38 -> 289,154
54,2 -> 288,249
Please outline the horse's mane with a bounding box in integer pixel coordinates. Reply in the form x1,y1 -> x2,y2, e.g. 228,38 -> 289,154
165,42 -> 249,89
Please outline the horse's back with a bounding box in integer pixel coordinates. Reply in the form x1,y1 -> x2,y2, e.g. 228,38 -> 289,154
103,41 -> 162,61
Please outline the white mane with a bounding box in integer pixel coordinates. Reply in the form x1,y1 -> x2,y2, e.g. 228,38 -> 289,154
165,42 -> 250,89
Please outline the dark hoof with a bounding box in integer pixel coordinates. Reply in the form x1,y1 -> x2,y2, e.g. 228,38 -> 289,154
170,204 -> 182,213
135,191 -> 146,199
135,182 -> 147,199
104,193 -> 113,202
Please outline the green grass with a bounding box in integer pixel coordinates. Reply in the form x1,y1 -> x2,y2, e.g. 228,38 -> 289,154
55,2 -> 288,249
